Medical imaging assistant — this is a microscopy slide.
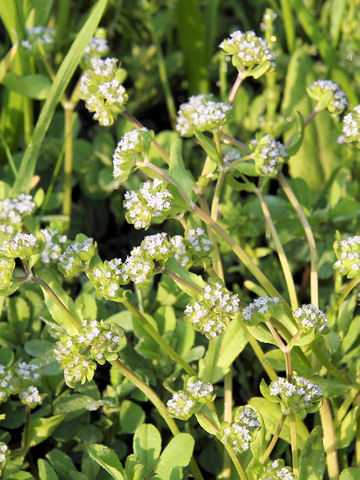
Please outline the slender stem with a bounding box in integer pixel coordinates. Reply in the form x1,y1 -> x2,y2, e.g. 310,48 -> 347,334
336,277 -> 360,307
227,72 -> 244,104
257,186 -> 298,310
111,359 -> 204,480
122,111 -> 170,164
260,413 -> 287,464
278,172 -> 318,307
280,0 -> 295,53
62,104 -> 74,229
221,132 -> 247,149
210,169 -> 226,221
266,320 -> 292,378
224,153 -> 254,173
122,299 -> 196,376
163,268 -> 202,294
21,404 -> 31,454
290,413 -> 299,477
0,127 -> 17,177
319,399 -> 339,480
196,411 -> 249,480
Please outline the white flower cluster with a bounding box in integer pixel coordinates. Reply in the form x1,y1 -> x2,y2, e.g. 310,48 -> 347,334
21,26 -> 56,53
307,80 -> 348,114
54,319 -> 124,387
242,296 -> 281,325
0,193 -> 35,234
293,304 -> 328,334
253,134 -> 288,176
186,379 -> 214,400
79,58 -> 128,126
0,361 -> 41,408
176,94 -> 232,137
113,128 -> 153,182
270,376 -> 323,413
124,178 -> 173,230
89,258 -> 126,300
342,105 -> 360,146
259,459 -> 295,480
84,36 -> 109,63
40,228 -> 68,264
184,282 -> 240,339
219,30 -> 275,76
170,229 -> 213,268
57,236 -> 96,278
121,247 -> 155,287
334,235 -> 360,278
170,235 -> 190,266
0,443 -> 8,464
218,406 -> 260,454
0,233 -> 39,259
167,391 -> 196,420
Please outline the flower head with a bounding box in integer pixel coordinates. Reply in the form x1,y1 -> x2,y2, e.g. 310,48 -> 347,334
0,442 -> 8,474
83,35 -> 109,67
293,304 -> 329,334
220,30 -> 275,77
176,94 -> 232,137
167,391 -> 196,420
253,134 -> 287,176
269,376 -> 323,413
334,235 -> 360,277
185,378 -> 214,402
242,296 -> 282,325
21,26 -> 56,55
342,105 -> 360,147
40,228 -> 68,264
0,233 -> 41,259
259,459 -> 295,480
124,178 -> 173,230
218,407 -> 260,454
57,236 -> 96,278
307,80 -> 347,115
0,193 -> 36,234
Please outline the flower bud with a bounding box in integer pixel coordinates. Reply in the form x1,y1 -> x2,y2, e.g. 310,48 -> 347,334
176,94 -> 232,137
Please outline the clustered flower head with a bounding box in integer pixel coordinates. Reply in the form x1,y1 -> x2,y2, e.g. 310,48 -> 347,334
0,361 -> 41,408
218,406 -> 261,453
121,246 -> 155,288
176,94 -> 232,137
40,227 -> 68,264
0,193 -> 36,234
167,378 -> 214,420
334,235 -> 360,278
21,26 -> 56,55
219,30 -> 275,77
259,459 -> 295,480
269,376 -> 323,414
0,233 -> 42,259
57,235 -> 96,278
253,134 -> 288,176
124,178 -> 173,230
171,228 -> 213,268
88,258 -> 127,300
293,304 -> 329,334
242,296 -> 282,325
307,80 -> 348,115
0,442 -> 8,474
79,57 -> 128,126
342,105 -> 360,147
112,128 -> 154,182
184,281 -> 240,339
54,319 -> 125,387
83,34 -> 109,67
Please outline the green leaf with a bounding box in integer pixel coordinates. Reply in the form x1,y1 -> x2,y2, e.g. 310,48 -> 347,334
133,424 -> 161,477
249,397 -> 309,448
195,404 -> 220,435
27,415 -> 65,447
38,459 -> 59,480
12,0 -> 108,195
75,292 -> 97,321
165,258 -> 205,297
46,449 -> 87,480
330,0 -> 346,46
2,73 -> 51,99
6,473 -> 35,480
155,433 -> 195,480
340,468 -> 360,480
299,426 -> 326,480
87,444 -> 125,480
199,316 -> 248,382
53,393 -> 103,419
286,111 -> 304,156
336,404 -> 360,449
169,137 -> 195,200
0,44 -> 18,84
36,268 -> 82,335
119,400 -> 145,434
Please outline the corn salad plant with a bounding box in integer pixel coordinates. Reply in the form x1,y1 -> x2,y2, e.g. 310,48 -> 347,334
1,1 -> 360,479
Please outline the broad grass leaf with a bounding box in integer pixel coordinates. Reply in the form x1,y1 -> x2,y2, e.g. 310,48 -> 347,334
299,426 -> 326,480
87,444 -> 125,480
133,424 -> 161,477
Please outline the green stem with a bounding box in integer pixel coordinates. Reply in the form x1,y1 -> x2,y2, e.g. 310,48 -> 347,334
280,0 -> 295,53
290,413 -> 299,477
62,103 -> 74,229
260,413 -> 287,464
21,404 -> 31,454
196,411 -> 249,480
224,153 -> 254,173
0,127 -> 17,177
278,172 -> 318,307
257,186 -> 298,310
319,399 -> 339,480
111,358 -> 204,480
335,387 -> 359,425
266,320 -> 292,378
227,72 -> 244,104
336,277 -> 360,307
122,299 -> 196,376
163,268 -> 202,294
